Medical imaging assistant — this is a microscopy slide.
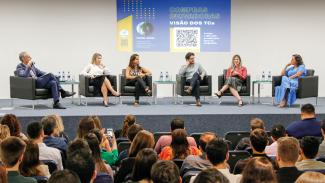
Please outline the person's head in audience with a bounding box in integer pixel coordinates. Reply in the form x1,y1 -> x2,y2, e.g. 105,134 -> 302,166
270,124 -> 286,142
19,140 -> 43,177
299,136 -> 320,160
41,115 -> 65,137
0,114 -> 22,137
127,124 -> 143,142
0,124 -> 10,142
27,122 -> 44,143
77,117 -> 95,138
240,157 -> 276,183
48,170 -> 81,183
170,118 -> 185,131
0,165 -> 7,183
320,120 -> 325,139
84,133 -> 110,174
250,129 -> 268,154
193,168 -> 229,183
295,171 -> 325,183
66,139 -> 96,183
41,117 -> 59,137
132,148 -> 158,181
205,138 -> 229,168
89,116 -> 102,130
199,132 -> 217,153
250,118 -> 265,131
300,103 -> 316,120
171,129 -> 190,159
122,114 -> 136,137
0,136 -> 26,171
89,128 -> 104,145
151,160 -> 180,183
276,137 -> 300,168
129,130 -> 155,157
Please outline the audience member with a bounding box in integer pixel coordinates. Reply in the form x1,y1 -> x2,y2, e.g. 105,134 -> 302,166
240,157 -> 277,183
89,128 -> 118,166
193,168 -> 229,183
0,136 -> 37,183
155,118 -> 197,154
159,129 -> 201,160
76,117 -> 95,138
234,129 -> 277,174
84,133 -> 113,178
44,114 -> 69,142
286,104 -> 322,138
296,136 -> 325,170
190,138 -> 241,183
318,119 -> 325,156
19,140 -> 51,178
295,171 -> 325,183
235,118 -> 268,151
27,122 -> 63,170
0,114 -> 28,139
115,130 -> 155,183
180,132 -> 216,176
0,124 -> 10,142
265,124 -> 286,156
41,116 -> 68,151
48,169 -> 81,183
276,137 -> 302,183
117,124 -> 143,163
115,114 -> 136,138
151,160 -> 180,183
132,148 -> 158,182
66,139 -> 96,183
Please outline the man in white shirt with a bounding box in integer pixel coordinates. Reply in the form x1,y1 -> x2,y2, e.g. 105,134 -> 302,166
190,138 -> 241,183
27,122 -> 63,170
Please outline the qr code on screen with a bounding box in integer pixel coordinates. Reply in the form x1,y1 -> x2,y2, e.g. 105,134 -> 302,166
173,27 -> 200,49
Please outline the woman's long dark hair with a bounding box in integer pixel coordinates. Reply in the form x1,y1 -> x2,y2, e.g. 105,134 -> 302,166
128,54 -> 141,69
240,157 -> 276,183
293,54 -> 304,66
132,148 -> 158,181
0,114 -> 21,137
171,129 -> 190,159
19,141 -> 43,177
121,114 -> 136,137
128,130 -> 155,157
84,133 -> 110,174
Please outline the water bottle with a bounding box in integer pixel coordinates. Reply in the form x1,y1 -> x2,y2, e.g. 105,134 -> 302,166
67,71 -> 71,81
159,72 -> 164,81
58,72 -> 61,81
62,71 -> 66,81
165,71 -> 169,81
267,71 -> 272,81
261,71 -> 265,81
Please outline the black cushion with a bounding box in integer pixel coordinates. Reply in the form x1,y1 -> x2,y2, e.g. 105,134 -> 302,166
184,85 -> 209,92
35,88 -> 50,96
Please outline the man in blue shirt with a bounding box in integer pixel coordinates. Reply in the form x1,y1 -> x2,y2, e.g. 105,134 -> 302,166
286,104 -> 322,139
41,116 -> 68,152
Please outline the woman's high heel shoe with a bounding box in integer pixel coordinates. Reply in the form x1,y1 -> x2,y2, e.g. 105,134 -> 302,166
215,91 -> 222,98
103,101 -> 109,107
238,100 -> 244,107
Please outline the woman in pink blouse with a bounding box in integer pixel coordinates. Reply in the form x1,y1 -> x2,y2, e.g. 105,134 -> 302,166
215,55 -> 247,106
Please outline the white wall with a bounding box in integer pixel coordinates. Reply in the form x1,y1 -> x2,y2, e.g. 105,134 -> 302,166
0,0 -> 324,99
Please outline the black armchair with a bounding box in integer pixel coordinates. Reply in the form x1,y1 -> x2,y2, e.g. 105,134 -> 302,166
119,69 -> 152,104
10,72 -> 52,109
175,74 -> 212,103
218,69 -> 251,104
79,75 -> 118,105
272,69 -> 318,105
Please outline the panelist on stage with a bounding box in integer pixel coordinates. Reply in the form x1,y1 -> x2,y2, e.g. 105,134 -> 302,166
81,53 -> 120,107
16,52 -> 75,109
125,54 -> 152,106
275,54 -> 306,107
179,52 -> 207,107
215,55 -> 247,107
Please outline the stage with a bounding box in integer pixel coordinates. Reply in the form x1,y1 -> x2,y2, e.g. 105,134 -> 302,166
1,96 -> 324,139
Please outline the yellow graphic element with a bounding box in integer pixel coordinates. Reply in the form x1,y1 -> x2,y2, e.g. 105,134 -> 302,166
117,15 -> 133,52
170,28 -> 200,53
